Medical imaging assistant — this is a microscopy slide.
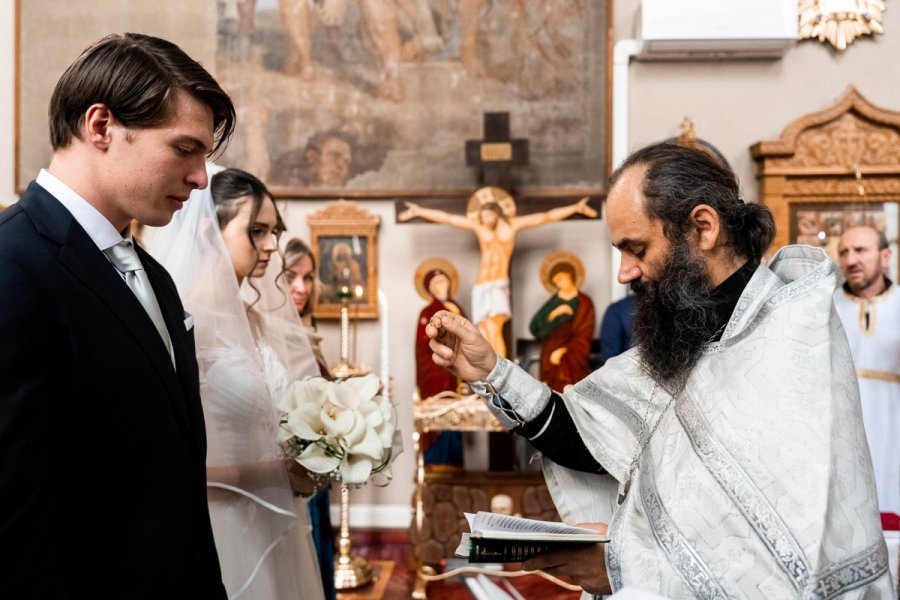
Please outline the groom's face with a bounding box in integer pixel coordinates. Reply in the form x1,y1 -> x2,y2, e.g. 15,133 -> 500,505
104,89 -> 214,229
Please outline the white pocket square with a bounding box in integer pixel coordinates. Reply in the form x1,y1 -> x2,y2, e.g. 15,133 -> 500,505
183,313 -> 194,331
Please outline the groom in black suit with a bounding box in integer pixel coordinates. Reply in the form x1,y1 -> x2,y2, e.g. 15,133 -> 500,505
0,34 -> 235,598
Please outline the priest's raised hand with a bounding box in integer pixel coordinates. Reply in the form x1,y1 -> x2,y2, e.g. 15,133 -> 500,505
425,310 -> 497,382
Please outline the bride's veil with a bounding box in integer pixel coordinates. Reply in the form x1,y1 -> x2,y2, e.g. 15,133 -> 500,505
244,243 -> 320,387
149,164 -> 310,598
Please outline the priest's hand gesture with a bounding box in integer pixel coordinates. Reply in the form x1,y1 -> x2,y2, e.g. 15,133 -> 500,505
524,522 -> 611,595
425,310 -> 497,382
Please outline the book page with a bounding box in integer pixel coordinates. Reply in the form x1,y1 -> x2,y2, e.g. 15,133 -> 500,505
454,532 -> 471,558
471,511 -> 598,536
457,513 -> 606,563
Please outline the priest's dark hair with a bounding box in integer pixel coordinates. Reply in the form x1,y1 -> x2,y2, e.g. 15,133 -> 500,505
609,142 -> 775,262
49,33 -> 235,154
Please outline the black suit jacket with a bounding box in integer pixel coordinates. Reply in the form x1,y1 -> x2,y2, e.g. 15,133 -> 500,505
0,183 -> 226,599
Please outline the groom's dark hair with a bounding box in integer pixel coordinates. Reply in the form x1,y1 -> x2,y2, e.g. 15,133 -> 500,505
49,33 -> 235,154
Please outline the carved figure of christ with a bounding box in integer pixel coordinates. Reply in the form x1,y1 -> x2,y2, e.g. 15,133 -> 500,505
398,187 -> 597,357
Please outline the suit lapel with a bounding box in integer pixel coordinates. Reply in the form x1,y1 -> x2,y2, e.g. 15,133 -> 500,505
139,247 -> 200,440
20,184 -> 192,437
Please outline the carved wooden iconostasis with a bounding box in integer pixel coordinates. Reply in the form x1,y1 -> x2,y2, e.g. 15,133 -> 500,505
752,86 -> 900,281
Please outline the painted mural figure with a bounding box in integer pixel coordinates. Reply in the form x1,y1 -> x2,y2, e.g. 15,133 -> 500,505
278,0 -> 443,101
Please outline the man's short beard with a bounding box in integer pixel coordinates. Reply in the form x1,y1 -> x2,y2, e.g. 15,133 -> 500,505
848,271 -> 884,295
631,238 -> 723,391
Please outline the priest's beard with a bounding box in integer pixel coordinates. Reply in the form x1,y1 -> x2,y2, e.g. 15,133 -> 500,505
631,238 -> 723,391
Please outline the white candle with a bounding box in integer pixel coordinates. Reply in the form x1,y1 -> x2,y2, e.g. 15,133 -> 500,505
339,286 -> 350,362
340,301 -> 349,362
352,285 -> 363,365
378,288 -> 389,396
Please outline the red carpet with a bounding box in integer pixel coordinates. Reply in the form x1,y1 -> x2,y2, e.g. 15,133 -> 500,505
346,530 -> 583,599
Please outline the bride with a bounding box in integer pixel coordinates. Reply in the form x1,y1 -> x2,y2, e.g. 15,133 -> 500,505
151,166 -> 325,600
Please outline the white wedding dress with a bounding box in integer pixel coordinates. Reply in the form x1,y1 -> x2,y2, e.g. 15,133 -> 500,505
150,164 -> 324,600
203,334 -> 323,600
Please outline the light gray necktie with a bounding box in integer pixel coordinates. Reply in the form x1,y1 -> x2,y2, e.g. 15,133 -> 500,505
104,240 -> 175,366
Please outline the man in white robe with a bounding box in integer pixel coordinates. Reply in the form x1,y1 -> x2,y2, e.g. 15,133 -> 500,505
833,225 -> 900,586
425,143 -> 894,598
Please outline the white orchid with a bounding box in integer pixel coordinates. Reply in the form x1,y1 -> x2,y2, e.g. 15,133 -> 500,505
279,374 -> 398,485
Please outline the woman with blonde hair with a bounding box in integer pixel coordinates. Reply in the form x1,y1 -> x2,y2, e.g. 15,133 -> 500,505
283,236 -> 336,600
284,238 -> 331,378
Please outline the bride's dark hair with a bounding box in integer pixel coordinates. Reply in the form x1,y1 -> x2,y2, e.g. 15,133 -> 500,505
210,168 -> 287,310
211,168 -> 285,240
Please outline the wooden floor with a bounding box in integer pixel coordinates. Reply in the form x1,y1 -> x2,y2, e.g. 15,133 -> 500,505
344,531 -> 583,600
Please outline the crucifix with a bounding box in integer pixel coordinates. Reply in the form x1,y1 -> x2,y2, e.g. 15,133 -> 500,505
399,111 -> 600,471
465,112 -> 530,191
398,111 -> 599,357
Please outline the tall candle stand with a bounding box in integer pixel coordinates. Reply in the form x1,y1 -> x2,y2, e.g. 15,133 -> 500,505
330,286 -> 370,379
333,482 -> 374,590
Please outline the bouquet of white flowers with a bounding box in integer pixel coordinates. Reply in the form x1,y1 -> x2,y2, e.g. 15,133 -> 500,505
278,374 -> 398,485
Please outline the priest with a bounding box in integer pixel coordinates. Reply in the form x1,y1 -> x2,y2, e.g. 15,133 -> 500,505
425,143 -> 894,597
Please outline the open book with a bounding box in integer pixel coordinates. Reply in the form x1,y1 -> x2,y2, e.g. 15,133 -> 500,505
455,511 -> 607,563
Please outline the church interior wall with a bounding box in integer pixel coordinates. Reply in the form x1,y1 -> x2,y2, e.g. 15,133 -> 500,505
2,0 -> 898,521
616,0 -> 900,201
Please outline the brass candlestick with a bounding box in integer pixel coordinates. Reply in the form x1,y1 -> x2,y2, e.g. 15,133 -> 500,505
334,482 -> 374,590
330,286 -> 370,379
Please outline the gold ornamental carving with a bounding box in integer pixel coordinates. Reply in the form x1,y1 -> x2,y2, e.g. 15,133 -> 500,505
768,114 -> 900,170
752,87 -> 900,170
799,0 -> 886,51
783,177 -> 900,197
414,392 -> 505,432
306,199 -> 381,227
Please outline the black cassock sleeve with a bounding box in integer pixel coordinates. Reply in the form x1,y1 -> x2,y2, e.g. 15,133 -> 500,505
511,392 -> 606,475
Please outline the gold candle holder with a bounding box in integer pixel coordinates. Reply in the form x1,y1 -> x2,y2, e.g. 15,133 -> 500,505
334,482 -> 374,590
330,286 -> 370,379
